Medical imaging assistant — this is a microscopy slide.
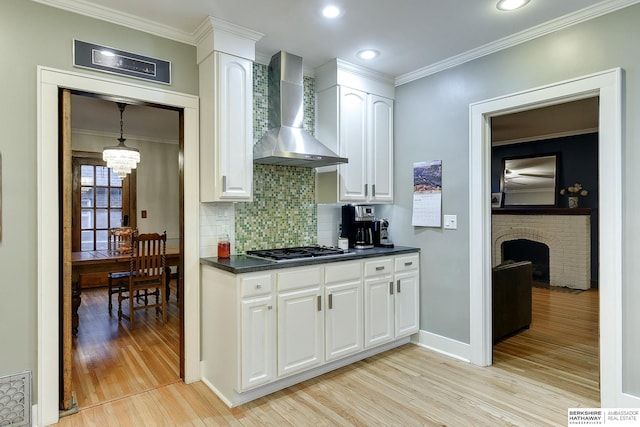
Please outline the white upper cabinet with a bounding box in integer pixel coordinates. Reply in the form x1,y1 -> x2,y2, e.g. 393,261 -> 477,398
338,87 -> 368,201
197,18 -> 262,202
315,59 -> 395,204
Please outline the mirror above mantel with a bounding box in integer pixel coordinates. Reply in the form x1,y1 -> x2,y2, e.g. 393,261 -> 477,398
501,153 -> 559,206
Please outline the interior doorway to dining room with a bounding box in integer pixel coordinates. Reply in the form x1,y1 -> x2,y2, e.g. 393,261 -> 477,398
60,89 -> 184,411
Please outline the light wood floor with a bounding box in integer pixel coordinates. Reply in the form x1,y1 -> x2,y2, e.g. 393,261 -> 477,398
70,282 -> 181,408
59,286 -> 599,426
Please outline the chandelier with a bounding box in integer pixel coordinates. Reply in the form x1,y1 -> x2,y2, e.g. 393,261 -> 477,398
102,102 -> 140,179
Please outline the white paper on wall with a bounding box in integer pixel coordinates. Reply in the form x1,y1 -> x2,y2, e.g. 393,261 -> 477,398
412,160 -> 442,227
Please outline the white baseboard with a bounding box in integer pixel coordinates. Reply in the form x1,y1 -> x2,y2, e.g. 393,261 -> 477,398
621,392 -> 640,407
415,329 -> 471,363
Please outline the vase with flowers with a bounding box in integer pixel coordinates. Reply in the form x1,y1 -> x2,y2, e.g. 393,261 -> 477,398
560,183 -> 588,208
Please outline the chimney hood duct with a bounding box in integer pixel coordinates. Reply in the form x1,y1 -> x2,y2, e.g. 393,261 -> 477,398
254,51 -> 348,168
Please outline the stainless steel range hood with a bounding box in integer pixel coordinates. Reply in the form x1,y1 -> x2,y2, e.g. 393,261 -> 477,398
254,51 -> 348,168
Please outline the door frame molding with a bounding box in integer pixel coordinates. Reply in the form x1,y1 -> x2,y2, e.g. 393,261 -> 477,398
37,66 -> 200,426
469,68 -> 623,406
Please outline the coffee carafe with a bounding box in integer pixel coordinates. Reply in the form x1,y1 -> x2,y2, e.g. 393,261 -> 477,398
341,204 -> 375,249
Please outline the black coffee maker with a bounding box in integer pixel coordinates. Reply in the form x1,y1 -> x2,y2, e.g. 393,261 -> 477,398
341,205 -> 375,249
373,218 -> 394,248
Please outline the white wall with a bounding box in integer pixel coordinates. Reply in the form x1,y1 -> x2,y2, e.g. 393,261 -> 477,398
391,4 -> 640,396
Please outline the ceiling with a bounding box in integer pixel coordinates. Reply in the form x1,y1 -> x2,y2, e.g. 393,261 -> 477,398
58,0 -> 622,141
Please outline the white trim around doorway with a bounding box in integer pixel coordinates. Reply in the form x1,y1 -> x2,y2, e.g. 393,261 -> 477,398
37,66 -> 200,426
469,68 -> 622,406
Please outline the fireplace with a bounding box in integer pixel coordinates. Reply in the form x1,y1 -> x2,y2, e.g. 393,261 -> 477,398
502,239 -> 550,283
492,209 -> 591,290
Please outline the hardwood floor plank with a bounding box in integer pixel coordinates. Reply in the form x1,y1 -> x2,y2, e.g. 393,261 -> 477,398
58,285 -> 599,426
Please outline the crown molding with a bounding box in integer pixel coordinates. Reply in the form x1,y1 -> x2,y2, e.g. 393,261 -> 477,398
193,15 -> 264,51
335,58 -> 395,87
32,0 -> 197,45
395,0 -> 640,86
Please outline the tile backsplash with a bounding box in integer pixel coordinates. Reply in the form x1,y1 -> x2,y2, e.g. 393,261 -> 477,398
200,62 -> 328,257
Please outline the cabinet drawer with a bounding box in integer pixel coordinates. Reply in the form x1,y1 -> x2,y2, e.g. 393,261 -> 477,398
364,258 -> 393,277
325,262 -> 361,284
277,267 -> 322,292
240,274 -> 273,298
394,254 -> 419,272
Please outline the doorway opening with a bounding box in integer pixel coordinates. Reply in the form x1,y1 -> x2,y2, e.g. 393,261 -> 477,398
469,68 -> 622,406
37,66 -> 200,426
64,91 -> 183,410
489,98 -> 600,404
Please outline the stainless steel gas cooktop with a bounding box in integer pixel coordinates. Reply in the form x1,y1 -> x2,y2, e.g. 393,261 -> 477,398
245,246 -> 348,262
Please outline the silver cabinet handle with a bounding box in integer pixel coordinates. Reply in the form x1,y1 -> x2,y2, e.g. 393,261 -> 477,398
372,184 -> 376,197
364,184 -> 368,197
222,175 -> 227,192
256,284 -> 262,289
376,266 -> 385,271
328,294 -> 333,309
389,282 -> 394,295
397,279 -> 401,293
404,262 -> 413,267
317,295 -> 322,311
267,305 -> 273,310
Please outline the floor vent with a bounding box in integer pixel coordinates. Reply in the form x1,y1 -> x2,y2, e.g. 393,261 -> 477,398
0,371 -> 31,427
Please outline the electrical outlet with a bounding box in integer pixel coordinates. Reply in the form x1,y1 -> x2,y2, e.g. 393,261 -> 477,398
443,214 -> 457,229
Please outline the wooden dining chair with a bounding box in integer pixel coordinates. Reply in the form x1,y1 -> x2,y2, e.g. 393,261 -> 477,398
118,231 -> 167,329
107,227 -> 134,316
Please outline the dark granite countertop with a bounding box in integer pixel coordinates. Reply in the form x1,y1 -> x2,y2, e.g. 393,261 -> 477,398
200,246 -> 420,274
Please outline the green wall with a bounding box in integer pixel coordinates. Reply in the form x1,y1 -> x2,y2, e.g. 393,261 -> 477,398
0,0 -> 197,392
391,4 -> 640,395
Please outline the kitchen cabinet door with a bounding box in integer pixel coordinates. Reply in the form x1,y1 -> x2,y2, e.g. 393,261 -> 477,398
364,275 -> 394,348
240,295 -> 276,390
325,279 -> 363,361
338,86 -> 368,202
277,286 -> 324,377
394,269 -> 420,338
367,95 -> 394,203
200,52 -> 253,201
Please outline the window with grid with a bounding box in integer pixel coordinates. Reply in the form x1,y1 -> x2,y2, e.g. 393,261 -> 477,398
73,156 -> 134,252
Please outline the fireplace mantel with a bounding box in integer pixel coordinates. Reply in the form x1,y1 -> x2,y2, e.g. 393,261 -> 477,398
493,207 -> 591,215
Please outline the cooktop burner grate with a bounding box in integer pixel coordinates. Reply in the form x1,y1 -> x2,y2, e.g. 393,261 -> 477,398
246,246 -> 346,262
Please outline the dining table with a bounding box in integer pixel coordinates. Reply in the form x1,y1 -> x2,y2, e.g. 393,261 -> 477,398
71,246 -> 180,335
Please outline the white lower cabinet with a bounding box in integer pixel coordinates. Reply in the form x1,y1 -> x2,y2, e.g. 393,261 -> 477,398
239,274 -> 276,391
394,255 -> 420,337
201,251 -> 419,407
364,257 -> 394,347
364,254 -> 420,348
325,262 -> 363,361
276,267 -> 324,377
240,294 -> 275,390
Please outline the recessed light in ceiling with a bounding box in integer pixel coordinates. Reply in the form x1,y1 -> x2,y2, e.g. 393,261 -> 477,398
496,0 -> 531,11
357,49 -> 379,60
322,5 -> 341,18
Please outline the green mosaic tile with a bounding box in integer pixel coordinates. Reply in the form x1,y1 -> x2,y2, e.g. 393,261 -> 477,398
236,63 -> 318,253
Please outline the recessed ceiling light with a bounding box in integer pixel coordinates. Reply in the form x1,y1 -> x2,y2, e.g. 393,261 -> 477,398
496,0 -> 531,11
357,49 -> 379,60
322,5 -> 341,18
